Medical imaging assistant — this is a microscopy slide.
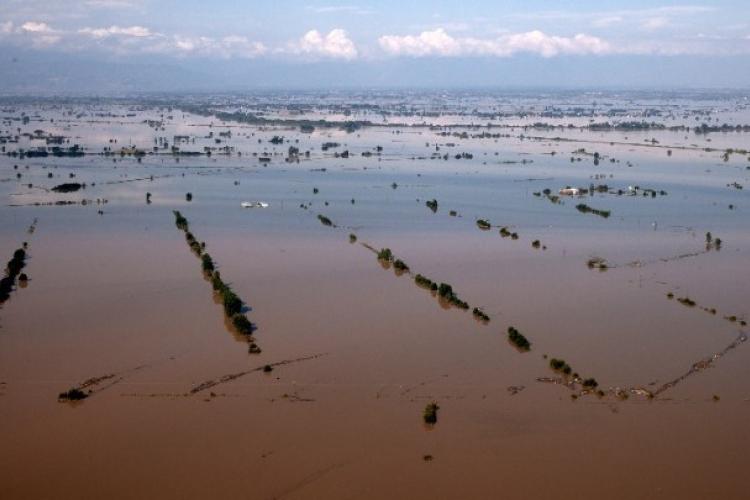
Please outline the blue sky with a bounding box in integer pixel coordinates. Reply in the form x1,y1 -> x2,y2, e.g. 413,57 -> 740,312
1,1 -> 749,90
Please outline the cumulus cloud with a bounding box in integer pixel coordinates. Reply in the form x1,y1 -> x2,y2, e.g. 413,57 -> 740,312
293,29 -> 358,59
378,29 -> 611,57
154,35 -> 266,59
79,25 -> 152,38
14,21 -> 62,47
20,21 -> 53,33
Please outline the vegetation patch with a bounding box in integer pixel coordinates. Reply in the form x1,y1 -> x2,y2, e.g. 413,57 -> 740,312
173,211 -> 258,350
58,388 -> 88,401
377,248 -> 393,262
437,282 -> 469,309
414,273 -> 438,291
576,203 -> 610,218
423,402 -> 439,424
393,259 -> 409,272
1,247 -> 28,304
472,307 -> 490,323
507,326 -> 531,351
677,297 -> 697,307
51,182 -> 83,193
549,358 -> 572,375
587,256 -> 608,270
317,214 -> 334,227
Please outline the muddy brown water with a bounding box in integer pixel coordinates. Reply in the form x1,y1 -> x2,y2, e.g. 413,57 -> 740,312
1,99 -> 749,499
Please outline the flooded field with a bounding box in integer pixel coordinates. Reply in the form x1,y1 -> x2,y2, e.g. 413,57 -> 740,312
1,90 -> 749,499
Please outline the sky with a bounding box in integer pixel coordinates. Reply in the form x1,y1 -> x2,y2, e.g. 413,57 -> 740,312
1,0 -> 749,92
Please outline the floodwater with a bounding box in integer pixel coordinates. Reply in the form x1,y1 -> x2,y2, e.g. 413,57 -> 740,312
1,91 -> 749,499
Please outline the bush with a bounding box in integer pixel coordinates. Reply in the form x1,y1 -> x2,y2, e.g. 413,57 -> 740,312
677,297 -> 696,307
173,210 -> 189,231
58,388 -> 88,401
576,203 -> 610,218
549,358 -> 572,374
582,378 -> 599,388
377,248 -> 393,262
472,307 -> 490,322
423,402 -> 439,424
6,248 -> 26,276
393,259 -> 409,272
476,219 -> 491,230
201,253 -> 215,272
437,283 -> 453,298
231,313 -> 255,335
211,272 -> 224,291
221,288 -> 243,316
507,326 -> 531,351
51,182 -> 82,193
415,274 -> 433,288
317,214 -> 333,226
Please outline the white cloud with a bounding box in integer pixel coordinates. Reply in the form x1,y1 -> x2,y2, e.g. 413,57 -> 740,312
642,17 -> 669,31
294,29 -> 358,59
378,29 -> 611,58
379,28 -> 461,56
15,21 -> 61,47
79,25 -> 152,38
21,21 -> 53,33
154,35 -> 266,59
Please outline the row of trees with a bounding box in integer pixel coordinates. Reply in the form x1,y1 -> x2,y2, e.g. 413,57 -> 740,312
173,211 -> 260,353
0,247 -> 27,304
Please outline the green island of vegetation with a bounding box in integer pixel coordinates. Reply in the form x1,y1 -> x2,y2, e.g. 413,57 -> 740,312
377,248 -> 393,262
507,326 -> 531,351
677,297 -> 697,307
499,227 -> 519,239
476,219 -> 491,230
437,282 -> 469,309
51,182 -> 83,193
587,257 -> 608,270
576,203 -> 611,218
549,358 -> 572,375
472,307 -> 490,322
423,402 -> 439,424
317,214 -> 334,227
0,247 -> 28,304
58,388 -> 88,401
414,273 -> 438,291
393,259 -> 409,272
